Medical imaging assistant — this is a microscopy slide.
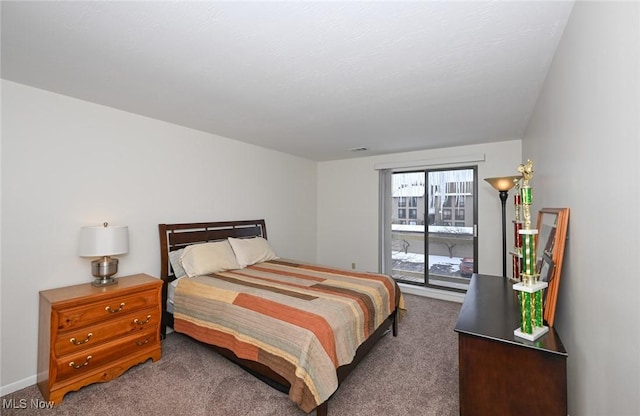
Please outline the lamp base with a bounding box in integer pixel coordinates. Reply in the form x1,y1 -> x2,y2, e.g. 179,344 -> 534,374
90,256 -> 119,287
92,277 -> 118,287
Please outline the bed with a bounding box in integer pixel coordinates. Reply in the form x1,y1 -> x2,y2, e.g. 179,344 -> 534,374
158,219 -> 404,415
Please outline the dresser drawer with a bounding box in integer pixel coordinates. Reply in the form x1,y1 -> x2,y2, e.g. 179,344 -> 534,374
54,306 -> 159,356
55,289 -> 158,331
54,329 -> 160,382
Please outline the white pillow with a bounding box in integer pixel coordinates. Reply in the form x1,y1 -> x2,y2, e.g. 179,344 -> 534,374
168,248 -> 187,278
228,237 -> 278,268
180,240 -> 241,277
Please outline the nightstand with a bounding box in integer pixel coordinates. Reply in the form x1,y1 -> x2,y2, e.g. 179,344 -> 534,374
37,273 -> 162,404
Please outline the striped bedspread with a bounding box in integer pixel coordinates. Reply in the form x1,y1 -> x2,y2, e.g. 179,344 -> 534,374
173,259 -> 404,413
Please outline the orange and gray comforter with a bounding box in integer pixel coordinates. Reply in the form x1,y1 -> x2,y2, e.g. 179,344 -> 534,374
173,259 -> 404,413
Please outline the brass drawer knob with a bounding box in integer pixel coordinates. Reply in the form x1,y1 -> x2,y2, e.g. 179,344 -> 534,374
133,315 -> 152,326
68,355 -> 92,369
69,333 -> 93,345
105,302 -> 125,313
135,338 -> 150,346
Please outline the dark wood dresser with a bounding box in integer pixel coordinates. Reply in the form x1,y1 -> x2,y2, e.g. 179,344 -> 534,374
454,274 -> 568,416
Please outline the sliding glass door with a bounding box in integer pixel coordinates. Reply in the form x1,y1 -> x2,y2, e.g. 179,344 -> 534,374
382,166 -> 478,292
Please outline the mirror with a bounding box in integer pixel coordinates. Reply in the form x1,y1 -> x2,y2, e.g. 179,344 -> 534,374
535,208 -> 569,327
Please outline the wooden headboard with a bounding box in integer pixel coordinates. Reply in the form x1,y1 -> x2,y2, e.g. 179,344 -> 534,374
158,219 -> 267,282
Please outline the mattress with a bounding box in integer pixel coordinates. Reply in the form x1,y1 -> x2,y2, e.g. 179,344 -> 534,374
166,277 -> 181,314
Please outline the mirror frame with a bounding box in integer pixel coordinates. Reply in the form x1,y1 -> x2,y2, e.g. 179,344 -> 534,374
536,208 -> 570,327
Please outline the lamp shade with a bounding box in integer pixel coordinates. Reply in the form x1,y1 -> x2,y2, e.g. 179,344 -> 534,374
78,223 -> 129,257
484,176 -> 521,192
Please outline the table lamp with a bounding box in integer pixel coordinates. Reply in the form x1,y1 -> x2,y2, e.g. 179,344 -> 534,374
79,222 -> 129,286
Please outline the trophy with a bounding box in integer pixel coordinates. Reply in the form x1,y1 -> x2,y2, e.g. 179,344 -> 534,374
513,160 -> 549,341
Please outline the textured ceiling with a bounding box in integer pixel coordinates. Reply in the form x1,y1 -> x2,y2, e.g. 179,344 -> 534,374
1,1 -> 574,161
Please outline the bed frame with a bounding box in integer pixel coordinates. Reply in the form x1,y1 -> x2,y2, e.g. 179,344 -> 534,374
158,219 -> 399,416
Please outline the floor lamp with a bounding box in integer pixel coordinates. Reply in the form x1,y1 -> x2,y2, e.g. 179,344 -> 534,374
484,176 -> 521,278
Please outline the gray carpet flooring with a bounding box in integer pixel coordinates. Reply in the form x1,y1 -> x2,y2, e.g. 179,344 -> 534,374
2,294 -> 461,415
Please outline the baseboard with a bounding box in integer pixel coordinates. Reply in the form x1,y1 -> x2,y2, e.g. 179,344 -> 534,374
0,375 -> 36,397
398,283 -> 465,303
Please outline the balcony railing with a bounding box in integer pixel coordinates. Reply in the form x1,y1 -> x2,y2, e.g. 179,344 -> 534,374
391,224 -> 473,290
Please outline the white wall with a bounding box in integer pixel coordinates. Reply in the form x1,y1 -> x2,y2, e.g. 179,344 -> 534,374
0,80 -> 318,393
522,2 -> 639,415
317,141 -> 522,280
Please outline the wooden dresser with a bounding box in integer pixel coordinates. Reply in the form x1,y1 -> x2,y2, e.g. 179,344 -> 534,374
37,274 -> 162,404
454,274 -> 568,416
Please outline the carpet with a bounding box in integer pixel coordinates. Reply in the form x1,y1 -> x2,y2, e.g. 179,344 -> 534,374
1,294 -> 460,415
